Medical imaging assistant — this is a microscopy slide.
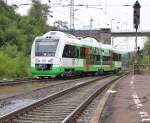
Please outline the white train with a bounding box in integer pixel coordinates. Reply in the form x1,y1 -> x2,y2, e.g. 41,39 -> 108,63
31,31 -> 122,77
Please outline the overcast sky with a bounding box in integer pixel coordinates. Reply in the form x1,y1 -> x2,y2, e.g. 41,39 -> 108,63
7,0 -> 149,51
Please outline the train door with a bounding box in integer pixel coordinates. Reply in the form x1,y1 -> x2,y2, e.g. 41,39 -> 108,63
85,48 -> 90,72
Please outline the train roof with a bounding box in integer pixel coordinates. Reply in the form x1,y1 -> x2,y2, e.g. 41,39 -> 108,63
81,37 -> 101,47
34,31 -> 81,45
43,31 -> 78,40
34,31 -> 123,54
101,44 -> 125,54
101,44 -> 114,50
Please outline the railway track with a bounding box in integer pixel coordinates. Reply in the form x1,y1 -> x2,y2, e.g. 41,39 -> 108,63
0,77 -> 100,102
0,78 -> 33,86
0,78 -> 58,86
0,75 -> 85,86
0,76 -> 103,116
0,72 -> 123,86
77,73 -> 128,123
0,73 -> 126,123
0,74 -> 100,86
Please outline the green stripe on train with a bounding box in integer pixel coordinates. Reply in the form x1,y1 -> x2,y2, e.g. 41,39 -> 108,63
31,67 -> 64,76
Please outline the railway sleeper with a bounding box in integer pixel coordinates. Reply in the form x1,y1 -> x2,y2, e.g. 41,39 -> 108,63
17,116 -> 65,122
44,103 -> 78,107
45,103 -> 78,107
16,116 -> 51,121
34,107 -> 76,111
46,104 -> 80,107
13,119 -> 37,123
34,109 -> 74,113
37,108 -> 75,112
51,101 -> 82,104
54,100 -> 82,103
15,117 -> 65,123
31,110 -> 72,114
49,121 -> 64,123
13,119 -> 49,123
23,113 -> 64,117
25,112 -> 69,117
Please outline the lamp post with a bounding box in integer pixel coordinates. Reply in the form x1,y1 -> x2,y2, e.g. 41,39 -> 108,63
111,19 -> 115,30
111,19 -> 115,47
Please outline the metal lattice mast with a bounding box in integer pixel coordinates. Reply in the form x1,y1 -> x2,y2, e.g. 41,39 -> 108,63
70,0 -> 74,30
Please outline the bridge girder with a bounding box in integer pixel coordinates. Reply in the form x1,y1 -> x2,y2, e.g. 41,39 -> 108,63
60,29 -> 150,44
112,32 -> 150,37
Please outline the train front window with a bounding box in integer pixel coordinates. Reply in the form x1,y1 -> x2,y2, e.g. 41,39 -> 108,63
35,39 -> 59,56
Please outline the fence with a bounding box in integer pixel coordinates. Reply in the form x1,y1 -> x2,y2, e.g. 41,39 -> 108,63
133,64 -> 150,74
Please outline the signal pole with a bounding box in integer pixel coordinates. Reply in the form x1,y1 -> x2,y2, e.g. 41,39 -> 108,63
133,1 -> 141,73
133,1 -> 141,63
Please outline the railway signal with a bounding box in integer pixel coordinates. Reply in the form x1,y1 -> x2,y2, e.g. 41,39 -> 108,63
133,1 -> 141,30
133,1 -> 141,73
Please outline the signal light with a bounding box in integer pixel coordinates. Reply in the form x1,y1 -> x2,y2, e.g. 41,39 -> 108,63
133,1 -> 141,30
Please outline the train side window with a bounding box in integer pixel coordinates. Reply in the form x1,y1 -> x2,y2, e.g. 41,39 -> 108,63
113,53 -> 121,61
75,47 -> 80,58
90,54 -> 94,64
103,56 -> 110,65
70,45 -> 75,58
62,45 -> 75,58
96,48 -> 99,54
116,53 -> 119,61
80,47 -> 85,59
113,53 -> 117,61
62,45 -> 69,57
118,54 -> 121,61
98,48 -> 101,54
90,55 -> 100,65
96,55 -> 100,64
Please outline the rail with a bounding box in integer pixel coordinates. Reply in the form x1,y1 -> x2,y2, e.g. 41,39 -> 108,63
0,76 -> 109,123
0,73 -> 125,123
0,75 -> 85,86
62,73 -> 127,123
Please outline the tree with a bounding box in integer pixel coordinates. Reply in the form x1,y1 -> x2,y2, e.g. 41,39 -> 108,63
53,20 -> 69,30
143,38 -> 150,55
0,0 -> 56,79
29,0 -> 49,26
141,38 -> 150,64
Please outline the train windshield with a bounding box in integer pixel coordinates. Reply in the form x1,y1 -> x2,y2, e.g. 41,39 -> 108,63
35,39 -> 59,56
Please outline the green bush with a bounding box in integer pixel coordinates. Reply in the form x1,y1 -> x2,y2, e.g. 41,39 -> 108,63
0,1 -> 55,79
0,44 -> 30,79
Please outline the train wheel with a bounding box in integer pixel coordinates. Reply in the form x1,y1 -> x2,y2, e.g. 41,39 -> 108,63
56,73 -> 67,79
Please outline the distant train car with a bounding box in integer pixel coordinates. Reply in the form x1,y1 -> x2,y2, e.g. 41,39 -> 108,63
31,31 -> 122,78
101,44 -> 122,73
113,49 -> 122,72
80,37 -> 102,75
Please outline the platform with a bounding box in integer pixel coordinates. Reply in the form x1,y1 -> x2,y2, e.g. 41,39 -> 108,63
101,74 -> 150,123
